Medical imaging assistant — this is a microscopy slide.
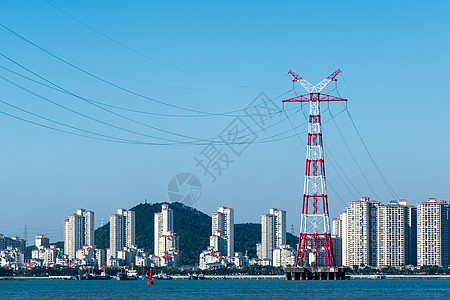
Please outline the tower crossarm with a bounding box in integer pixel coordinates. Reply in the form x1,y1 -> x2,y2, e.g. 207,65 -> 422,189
289,70 -> 315,93
289,69 -> 342,94
282,94 -> 347,103
313,69 -> 341,93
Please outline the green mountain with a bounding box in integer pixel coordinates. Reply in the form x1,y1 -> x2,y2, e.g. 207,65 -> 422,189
94,202 -> 298,265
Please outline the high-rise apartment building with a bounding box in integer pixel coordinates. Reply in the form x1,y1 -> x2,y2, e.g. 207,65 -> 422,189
377,201 -> 408,266
339,211 -> 348,266
417,198 -> 450,266
345,197 -> 379,267
331,217 -> 343,266
331,218 -> 340,238
258,208 -> 286,261
109,208 -> 135,258
210,206 -> 234,257
337,198 -> 417,268
154,204 -> 179,263
35,234 -> 50,249
401,199 -> 417,266
64,209 -> 95,259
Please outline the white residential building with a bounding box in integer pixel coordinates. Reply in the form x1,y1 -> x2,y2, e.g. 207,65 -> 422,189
199,247 -> 248,270
259,208 -> 286,261
337,198 -> 418,268
110,208 -> 135,258
377,201 -> 408,266
0,248 -> 24,268
345,197 -> 379,267
210,206 -> 234,257
331,217 -> 343,266
35,235 -> 50,249
331,218 -> 340,238
154,204 -> 179,266
273,244 -> 295,267
31,245 -> 64,267
64,209 -> 95,259
417,198 -> 450,266
340,211 -> 348,266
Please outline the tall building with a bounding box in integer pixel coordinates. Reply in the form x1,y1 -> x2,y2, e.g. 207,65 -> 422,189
377,201 -> 408,266
417,198 -> 450,266
331,218 -> 340,238
331,217 -> 343,266
210,206 -> 234,257
401,199 -> 417,266
258,208 -> 286,261
338,198 -> 417,268
345,197 -> 379,267
154,204 -> 179,266
340,211 -> 348,266
35,234 -> 50,249
64,209 -> 95,259
110,208 -> 135,258
0,234 -> 26,252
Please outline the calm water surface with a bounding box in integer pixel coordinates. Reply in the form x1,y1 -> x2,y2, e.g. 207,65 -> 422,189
1,279 -> 449,299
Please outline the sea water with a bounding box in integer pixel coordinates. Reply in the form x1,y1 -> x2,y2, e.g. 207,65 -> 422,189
1,278 -> 449,299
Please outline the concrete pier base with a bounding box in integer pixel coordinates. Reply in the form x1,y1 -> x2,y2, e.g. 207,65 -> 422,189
284,267 -> 348,280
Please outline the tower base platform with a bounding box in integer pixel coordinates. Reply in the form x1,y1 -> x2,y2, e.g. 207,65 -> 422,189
284,267 -> 348,280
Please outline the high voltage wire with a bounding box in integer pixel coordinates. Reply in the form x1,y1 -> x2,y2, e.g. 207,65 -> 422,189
0,83 -> 345,147
0,107 -> 141,144
329,109 -> 381,200
0,20 -> 399,198
0,51 -> 288,119
340,75 -> 411,198
44,0 -> 286,90
0,80 -> 314,146
294,100 -> 361,201
0,51 -> 303,144
0,74 -> 194,144
0,23 -> 345,146
346,110 -> 399,200
0,23 -> 290,117
0,69 -> 302,145
47,49 -> 288,91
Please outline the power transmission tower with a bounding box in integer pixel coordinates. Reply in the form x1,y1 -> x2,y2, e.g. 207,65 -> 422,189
23,225 -> 28,247
283,69 -> 347,267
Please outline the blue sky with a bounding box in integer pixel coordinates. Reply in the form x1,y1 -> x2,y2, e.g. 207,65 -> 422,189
0,1 -> 449,243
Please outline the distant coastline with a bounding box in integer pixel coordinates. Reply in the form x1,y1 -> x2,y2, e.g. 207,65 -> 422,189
3,274 -> 450,280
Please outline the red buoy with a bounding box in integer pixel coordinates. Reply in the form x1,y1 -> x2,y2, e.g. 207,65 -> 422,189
146,269 -> 154,285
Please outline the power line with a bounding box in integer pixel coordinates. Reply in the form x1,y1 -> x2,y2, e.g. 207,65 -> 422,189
47,49 -> 289,91
346,109 -> 399,199
329,109 -> 381,200
44,0 -> 286,90
0,23 -> 291,117
0,69 -> 301,145
0,53 -> 290,119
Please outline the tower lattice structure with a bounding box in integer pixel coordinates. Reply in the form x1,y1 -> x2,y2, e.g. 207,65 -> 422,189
283,69 -> 347,267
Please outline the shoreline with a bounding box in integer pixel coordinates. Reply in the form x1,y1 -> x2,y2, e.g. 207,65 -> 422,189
2,274 -> 450,280
352,274 -> 450,279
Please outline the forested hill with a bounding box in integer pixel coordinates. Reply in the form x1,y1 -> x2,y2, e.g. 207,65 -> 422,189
94,202 -> 298,265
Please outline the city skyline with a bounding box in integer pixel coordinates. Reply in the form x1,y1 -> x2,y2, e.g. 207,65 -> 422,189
0,1 -> 449,246
4,197 -> 449,270
0,195 -> 445,246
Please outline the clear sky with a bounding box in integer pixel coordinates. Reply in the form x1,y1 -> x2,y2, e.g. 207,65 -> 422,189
0,1 -> 449,243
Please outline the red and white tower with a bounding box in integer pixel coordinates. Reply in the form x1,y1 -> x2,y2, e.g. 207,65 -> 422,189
283,69 -> 347,267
